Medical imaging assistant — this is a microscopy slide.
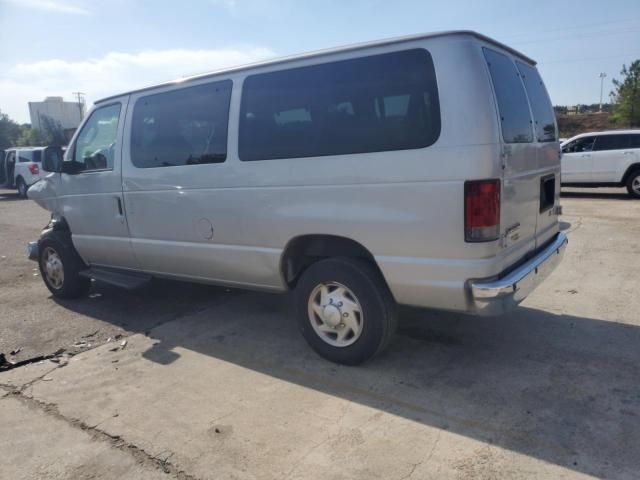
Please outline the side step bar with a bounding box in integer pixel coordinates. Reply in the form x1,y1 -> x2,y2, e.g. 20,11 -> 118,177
79,267 -> 151,290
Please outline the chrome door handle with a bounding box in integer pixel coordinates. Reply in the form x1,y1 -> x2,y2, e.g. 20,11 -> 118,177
623,151 -> 634,155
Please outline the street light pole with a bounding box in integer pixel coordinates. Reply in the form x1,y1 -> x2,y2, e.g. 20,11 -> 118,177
599,73 -> 607,112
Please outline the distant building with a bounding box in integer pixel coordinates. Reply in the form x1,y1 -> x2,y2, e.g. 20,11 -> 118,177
28,96 -> 84,133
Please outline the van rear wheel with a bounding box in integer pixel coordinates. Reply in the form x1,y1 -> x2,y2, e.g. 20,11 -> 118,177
38,232 -> 90,299
294,257 -> 397,365
626,171 -> 640,198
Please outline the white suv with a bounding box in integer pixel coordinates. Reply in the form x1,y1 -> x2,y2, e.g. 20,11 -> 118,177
561,130 -> 640,198
1,147 -> 63,198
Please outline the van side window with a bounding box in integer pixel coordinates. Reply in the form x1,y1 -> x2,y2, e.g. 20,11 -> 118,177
73,103 -> 121,171
631,135 -> 640,148
516,62 -> 557,142
593,134 -> 629,151
239,49 -> 440,161
131,80 -> 232,168
483,48 -> 533,143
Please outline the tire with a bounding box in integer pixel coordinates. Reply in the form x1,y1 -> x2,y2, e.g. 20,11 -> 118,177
626,170 -> 640,198
294,257 -> 397,365
16,177 -> 28,198
38,231 -> 90,299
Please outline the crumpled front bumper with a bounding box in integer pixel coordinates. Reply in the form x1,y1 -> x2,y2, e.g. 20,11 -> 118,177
470,232 -> 568,316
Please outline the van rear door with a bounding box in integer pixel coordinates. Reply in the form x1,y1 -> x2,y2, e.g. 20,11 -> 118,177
515,61 -> 560,246
483,48 -> 559,255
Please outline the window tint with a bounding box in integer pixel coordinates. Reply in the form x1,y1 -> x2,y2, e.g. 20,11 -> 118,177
594,134 -> 629,151
563,136 -> 596,153
73,104 -> 121,171
131,80 -> 232,168
483,48 -> 533,143
516,62 -> 557,142
630,134 -> 640,148
239,49 -> 440,161
18,150 -> 41,162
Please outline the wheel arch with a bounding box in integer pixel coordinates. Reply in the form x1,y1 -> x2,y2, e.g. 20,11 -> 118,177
280,234 -> 386,290
621,163 -> 640,184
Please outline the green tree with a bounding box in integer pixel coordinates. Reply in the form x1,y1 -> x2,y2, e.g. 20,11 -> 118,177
16,125 -> 47,146
0,111 -> 23,149
610,60 -> 640,127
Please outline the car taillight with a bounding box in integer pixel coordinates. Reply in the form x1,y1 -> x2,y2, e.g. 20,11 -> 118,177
28,164 -> 39,175
465,179 -> 500,242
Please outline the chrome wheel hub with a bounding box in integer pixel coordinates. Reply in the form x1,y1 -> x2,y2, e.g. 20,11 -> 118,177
42,247 -> 64,289
308,282 -> 363,347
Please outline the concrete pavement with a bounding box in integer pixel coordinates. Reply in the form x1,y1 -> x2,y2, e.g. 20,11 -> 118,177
1,187 -> 640,479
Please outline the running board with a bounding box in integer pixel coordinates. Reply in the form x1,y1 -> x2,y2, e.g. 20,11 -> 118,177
79,267 -> 151,290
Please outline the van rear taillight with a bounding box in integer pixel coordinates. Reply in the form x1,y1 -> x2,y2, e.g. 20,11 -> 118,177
28,164 -> 39,175
465,179 -> 500,242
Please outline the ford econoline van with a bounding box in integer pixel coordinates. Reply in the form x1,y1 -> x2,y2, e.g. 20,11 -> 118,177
27,31 -> 567,365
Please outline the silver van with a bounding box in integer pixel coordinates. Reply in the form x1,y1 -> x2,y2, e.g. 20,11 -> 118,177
28,31 -> 567,364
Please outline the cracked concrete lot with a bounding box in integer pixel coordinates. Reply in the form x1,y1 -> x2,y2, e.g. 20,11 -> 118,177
1,186 -> 640,479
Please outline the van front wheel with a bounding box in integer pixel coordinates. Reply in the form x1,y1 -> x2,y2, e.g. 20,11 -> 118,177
38,233 -> 90,299
294,257 -> 397,365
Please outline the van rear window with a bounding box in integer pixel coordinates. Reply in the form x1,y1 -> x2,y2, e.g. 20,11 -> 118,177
483,48 -> 533,144
18,151 -> 41,163
239,49 -> 440,161
516,62 -> 557,142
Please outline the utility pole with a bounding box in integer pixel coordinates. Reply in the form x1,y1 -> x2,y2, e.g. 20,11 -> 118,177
599,73 -> 607,112
72,92 -> 85,120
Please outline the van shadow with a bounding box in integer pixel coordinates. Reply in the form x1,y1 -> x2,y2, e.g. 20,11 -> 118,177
561,189 -> 631,200
0,190 -> 23,202
55,281 -> 639,478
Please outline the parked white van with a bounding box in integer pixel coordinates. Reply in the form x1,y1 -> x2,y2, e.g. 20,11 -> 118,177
27,31 -> 567,364
561,130 -> 640,197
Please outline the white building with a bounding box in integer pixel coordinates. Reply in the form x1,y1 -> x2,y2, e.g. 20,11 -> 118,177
28,96 -> 84,132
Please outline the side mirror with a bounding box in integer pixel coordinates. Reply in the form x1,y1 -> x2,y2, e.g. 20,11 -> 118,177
42,146 -> 63,173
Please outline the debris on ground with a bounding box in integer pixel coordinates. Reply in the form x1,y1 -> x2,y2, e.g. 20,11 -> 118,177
10,347 -> 22,355
568,289 -> 578,294
120,340 -> 127,349
81,330 -> 99,339
73,341 -> 88,348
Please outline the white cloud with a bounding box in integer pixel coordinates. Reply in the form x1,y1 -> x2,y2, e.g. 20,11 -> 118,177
0,47 -> 275,123
2,0 -> 91,15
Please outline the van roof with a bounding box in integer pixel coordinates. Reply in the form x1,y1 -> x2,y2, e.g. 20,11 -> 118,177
95,30 -> 535,104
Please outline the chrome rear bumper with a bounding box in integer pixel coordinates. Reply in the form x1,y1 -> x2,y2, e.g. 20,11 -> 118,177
470,232 -> 568,316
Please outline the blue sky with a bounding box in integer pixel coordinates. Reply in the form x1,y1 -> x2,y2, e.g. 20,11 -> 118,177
1,0 -> 639,123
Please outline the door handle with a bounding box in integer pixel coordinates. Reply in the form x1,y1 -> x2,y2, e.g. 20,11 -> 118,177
623,151 -> 634,155
116,197 -> 123,216
581,154 -> 591,158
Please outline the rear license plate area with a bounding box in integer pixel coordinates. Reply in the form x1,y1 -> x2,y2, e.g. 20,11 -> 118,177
540,175 -> 555,213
